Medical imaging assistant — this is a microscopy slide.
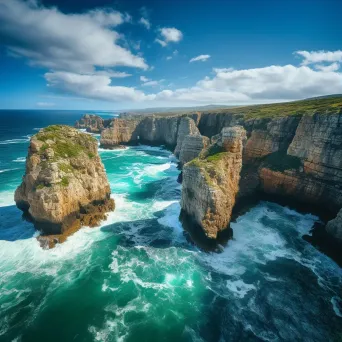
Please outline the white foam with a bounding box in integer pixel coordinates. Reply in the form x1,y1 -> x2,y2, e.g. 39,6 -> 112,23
331,296 -> 342,317
0,168 -> 20,173
0,138 -> 30,145
145,162 -> 171,175
0,190 -> 15,207
13,157 -> 26,163
226,279 -> 256,298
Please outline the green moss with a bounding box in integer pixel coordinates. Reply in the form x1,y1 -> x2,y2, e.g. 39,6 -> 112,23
58,163 -> 73,173
88,152 -> 95,159
54,142 -> 83,158
41,143 -> 49,151
207,152 -> 227,163
35,183 -> 45,190
60,176 -> 69,187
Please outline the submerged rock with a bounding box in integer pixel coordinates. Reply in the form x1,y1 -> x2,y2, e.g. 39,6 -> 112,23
15,125 -> 114,248
181,126 -> 246,239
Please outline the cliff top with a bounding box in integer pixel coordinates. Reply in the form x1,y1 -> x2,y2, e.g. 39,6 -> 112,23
127,96 -> 342,120
35,125 -> 97,160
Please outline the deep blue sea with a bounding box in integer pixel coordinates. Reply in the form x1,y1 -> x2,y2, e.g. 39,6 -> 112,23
0,110 -> 341,342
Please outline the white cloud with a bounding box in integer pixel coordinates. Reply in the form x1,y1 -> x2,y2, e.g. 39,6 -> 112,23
45,60 -> 342,105
295,50 -> 342,65
155,38 -> 167,47
142,81 -> 160,87
45,71 -> 154,102
166,56 -> 172,60
140,76 -> 150,82
156,27 -> 183,47
139,17 -> 151,30
314,62 -> 340,72
190,55 -> 211,63
0,0 -> 147,73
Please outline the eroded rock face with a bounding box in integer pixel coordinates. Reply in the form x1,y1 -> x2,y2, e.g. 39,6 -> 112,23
326,209 -> 342,242
100,118 -> 142,148
15,125 -> 114,247
75,114 -> 110,133
181,126 -> 246,239
174,117 -> 200,158
179,134 -> 210,165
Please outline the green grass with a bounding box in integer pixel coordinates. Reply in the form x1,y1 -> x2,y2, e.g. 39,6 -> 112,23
36,125 -> 96,159
35,183 -> 45,190
201,96 -> 342,120
58,163 -> 73,173
60,176 -> 69,187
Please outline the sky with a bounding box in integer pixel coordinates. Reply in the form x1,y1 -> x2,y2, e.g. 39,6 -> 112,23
0,0 -> 341,110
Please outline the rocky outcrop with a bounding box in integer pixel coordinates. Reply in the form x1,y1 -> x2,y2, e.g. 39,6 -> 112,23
179,134 -> 210,165
15,125 -> 114,248
75,114 -> 111,133
174,117 -> 200,158
181,126 -> 246,239
326,209 -> 342,242
100,118 -> 142,148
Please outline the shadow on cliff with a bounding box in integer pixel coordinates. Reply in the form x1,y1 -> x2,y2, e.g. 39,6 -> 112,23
0,204 -> 36,241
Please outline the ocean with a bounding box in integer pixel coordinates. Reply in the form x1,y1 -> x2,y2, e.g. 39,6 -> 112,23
0,110 -> 341,342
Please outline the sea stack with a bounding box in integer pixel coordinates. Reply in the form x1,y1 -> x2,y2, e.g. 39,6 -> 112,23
15,125 -> 114,248
180,126 -> 246,239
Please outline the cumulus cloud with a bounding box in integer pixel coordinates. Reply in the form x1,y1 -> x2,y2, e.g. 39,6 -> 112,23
139,17 -> 151,29
0,0 -> 147,73
45,60 -> 342,105
190,55 -> 211,63
156,27 -> 182,47
314,62 -> 340,72
45,71 -> 153,102
295,50 -> 342,65
140,76 -> 150,82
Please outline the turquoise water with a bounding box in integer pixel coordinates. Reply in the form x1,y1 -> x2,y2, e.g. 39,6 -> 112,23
0,111 -> 341,341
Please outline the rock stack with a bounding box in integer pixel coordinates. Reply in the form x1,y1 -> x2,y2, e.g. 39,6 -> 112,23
15,125 -> 114,248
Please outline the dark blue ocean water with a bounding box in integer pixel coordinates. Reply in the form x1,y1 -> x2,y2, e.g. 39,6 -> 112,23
0,110 -> 341,342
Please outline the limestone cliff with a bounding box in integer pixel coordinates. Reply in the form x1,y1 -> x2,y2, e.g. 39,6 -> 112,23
174,117 -> 200,158
75,114 -> 111,133
100,118 -> 142,148
15,125 -> 114,247
179,134 -> 210,165
181,126 -> 246,239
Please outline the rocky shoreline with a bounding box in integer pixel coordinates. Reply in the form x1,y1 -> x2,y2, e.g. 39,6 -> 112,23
75,97 -> 342,248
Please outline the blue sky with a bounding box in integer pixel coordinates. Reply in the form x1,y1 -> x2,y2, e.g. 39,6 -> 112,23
0,0 -> 341,110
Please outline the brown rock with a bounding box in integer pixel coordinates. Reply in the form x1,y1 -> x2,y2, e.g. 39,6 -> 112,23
15,125 -> 114,247
181,126 -> 246,238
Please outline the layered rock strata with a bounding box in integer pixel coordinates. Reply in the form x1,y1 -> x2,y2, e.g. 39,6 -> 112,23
75,114 -> 111,133
15,125 -> 114,248
181,126 -> 246,238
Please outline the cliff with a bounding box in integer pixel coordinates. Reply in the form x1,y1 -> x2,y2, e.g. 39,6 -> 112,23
15,125 -> 114,248
181,126 -> 246,239
75,114 -> 111,133
77,97 -> 342,244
